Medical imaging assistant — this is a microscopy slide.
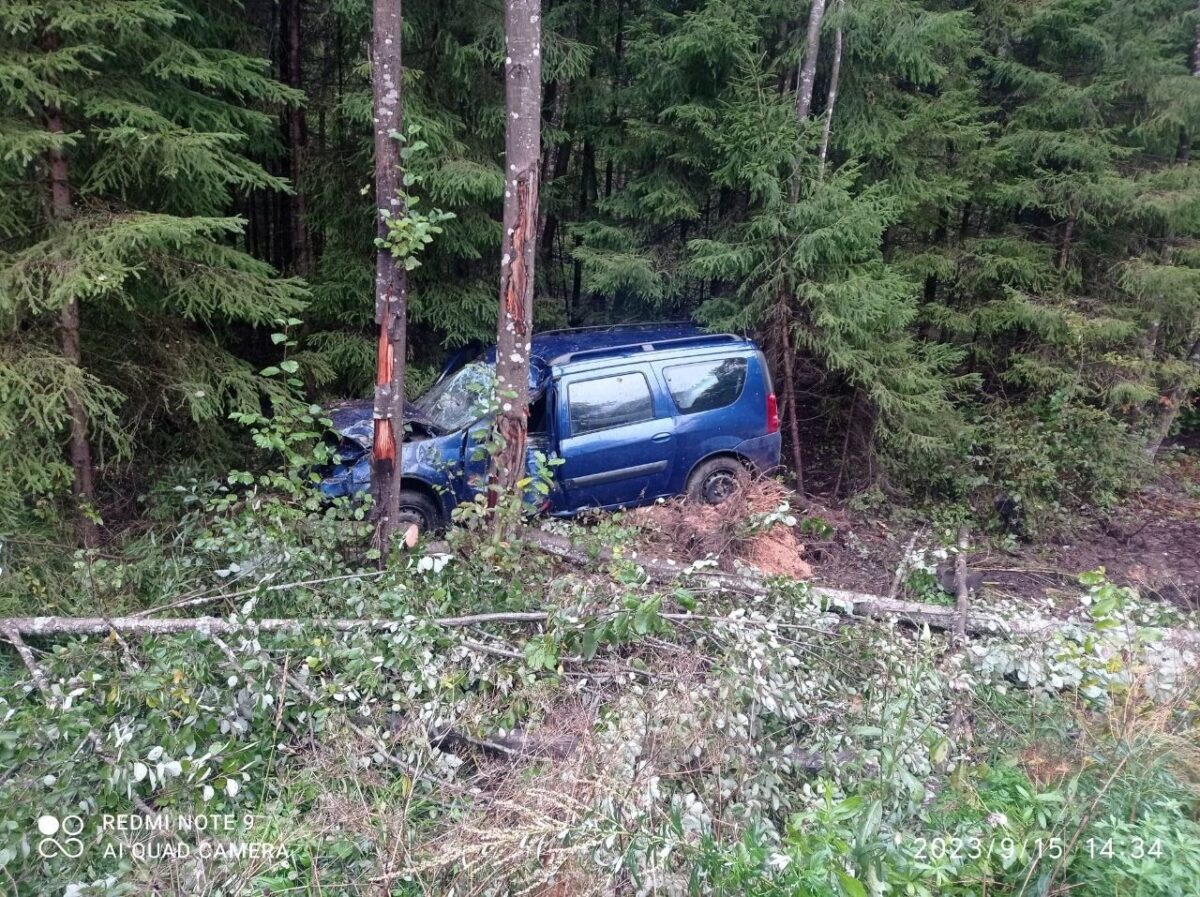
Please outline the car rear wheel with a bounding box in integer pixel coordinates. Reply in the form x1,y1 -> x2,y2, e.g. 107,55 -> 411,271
395,489 -> 443,534
686,457 -> 748,505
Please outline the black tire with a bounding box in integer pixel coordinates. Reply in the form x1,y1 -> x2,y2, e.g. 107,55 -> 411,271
686,456 -> 748,505
395,488 -> 443,534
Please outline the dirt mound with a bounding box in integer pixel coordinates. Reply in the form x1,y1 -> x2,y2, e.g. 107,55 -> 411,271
626,478 -> 812,579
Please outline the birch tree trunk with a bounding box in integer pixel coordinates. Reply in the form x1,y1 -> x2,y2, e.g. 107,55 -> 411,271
42,29 -> 97,548
488,0 -> 542,508
793,0 -> 828,123
817,0 -> 844,174
370,0 -> 408,554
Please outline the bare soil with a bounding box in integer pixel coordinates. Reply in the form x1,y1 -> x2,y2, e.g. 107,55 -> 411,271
803,449 -> 1200,609
626,479 -> 813,580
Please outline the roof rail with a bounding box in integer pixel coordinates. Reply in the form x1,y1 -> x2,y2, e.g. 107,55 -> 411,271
552,333 -> 741,365
536,320 -> 694,337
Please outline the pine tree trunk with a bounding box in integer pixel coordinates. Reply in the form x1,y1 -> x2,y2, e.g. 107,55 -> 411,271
43,31 -> 98,548
1144,330 -> 1200,460
817,0 -> 844,174
794,0 -> 828,123
538,78 -> 570,300
1056,216 -> 1075,271
285,0 -> 311,274
777,0 -> 829,488
370,0 -> 409,555
776,304 -> 805,493
488,0 -> 542,509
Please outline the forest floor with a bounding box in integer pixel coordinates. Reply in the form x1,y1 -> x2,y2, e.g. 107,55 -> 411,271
791,445 -> 1200,611
611,442 -> 1200,614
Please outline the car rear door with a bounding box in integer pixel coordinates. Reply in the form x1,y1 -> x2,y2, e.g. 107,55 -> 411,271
556,366 -> 674,510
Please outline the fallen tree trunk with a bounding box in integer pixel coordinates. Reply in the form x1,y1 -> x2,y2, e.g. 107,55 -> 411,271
0,611 -> 550,638
522,531 -> 1200,647
1,532 -> 1196,648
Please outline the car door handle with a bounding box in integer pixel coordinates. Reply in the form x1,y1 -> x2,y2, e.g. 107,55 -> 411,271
651,432 -> 672,443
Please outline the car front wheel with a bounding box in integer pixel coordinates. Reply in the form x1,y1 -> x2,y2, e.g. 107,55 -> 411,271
395,488 -> 443,534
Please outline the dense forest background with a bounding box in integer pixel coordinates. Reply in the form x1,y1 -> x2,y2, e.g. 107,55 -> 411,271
4,0 -> 1200,543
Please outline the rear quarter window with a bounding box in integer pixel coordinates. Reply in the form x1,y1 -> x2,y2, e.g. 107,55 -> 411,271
567,372 -> 655,435
663,357 -> 748,414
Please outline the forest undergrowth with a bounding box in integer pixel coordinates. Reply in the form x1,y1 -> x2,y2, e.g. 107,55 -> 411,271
1,417 -> 1197,897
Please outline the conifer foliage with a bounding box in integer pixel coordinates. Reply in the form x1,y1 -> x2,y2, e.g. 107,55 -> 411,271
0,0 -> 306,535
3,0 -> 1200,539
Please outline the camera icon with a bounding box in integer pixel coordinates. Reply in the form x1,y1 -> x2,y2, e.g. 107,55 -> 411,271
36,814 -> 85,859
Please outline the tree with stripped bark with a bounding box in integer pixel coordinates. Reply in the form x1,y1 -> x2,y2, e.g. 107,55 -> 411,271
487,0 -> 543,509
369,0 -> 410,553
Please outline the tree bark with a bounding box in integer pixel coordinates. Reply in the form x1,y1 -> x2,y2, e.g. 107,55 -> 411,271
42,30 -> 98,548
488,0 -> 542,508
6,531 -> 1200,647
794,0 -> 828,123
776,1 -> 830,486
370,0 -> 409,556
817,0 -> 844,174
538,78 -> 571,301
1056,216 -> 1075,272
1144,330 -> 1200,460
285,0 -> 311,274
775,300 -> 805,492
952,527 -> 970,644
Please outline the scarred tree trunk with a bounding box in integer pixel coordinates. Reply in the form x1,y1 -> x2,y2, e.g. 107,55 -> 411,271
488,0 -> 542,509
43,30 -> 97,548
370,0 -> 408,555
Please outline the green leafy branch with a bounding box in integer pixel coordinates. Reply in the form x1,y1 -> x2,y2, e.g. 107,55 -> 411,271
375,126 -> 456,270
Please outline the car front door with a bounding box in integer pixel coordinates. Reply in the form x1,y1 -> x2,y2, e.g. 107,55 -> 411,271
556,367 -> 674,511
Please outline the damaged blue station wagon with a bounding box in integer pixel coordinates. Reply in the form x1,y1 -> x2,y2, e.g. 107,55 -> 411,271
320,324 -> 781,530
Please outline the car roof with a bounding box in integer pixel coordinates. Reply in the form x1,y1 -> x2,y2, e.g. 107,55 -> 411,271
480,324 -> 755,392
532,323 -> 705,360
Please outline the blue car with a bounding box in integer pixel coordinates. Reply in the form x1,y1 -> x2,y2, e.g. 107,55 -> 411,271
320,324 -> 781,531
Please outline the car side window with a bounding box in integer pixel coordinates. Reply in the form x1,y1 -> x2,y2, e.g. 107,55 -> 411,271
567,372 -> 655,435
663,357 -> 748,414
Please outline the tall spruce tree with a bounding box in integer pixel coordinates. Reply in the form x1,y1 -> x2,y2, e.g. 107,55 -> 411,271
0,1 -> 307,536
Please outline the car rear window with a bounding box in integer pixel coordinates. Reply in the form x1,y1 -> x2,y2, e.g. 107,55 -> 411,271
568,372 -> 655,435
664,357 -> 748,414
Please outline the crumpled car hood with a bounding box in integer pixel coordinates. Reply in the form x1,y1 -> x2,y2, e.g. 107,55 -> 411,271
323,400 -> 428,450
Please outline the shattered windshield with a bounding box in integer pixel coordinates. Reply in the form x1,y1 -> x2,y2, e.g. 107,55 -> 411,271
414,361 -> 495,432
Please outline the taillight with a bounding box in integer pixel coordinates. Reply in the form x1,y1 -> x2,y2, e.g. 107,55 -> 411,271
766,393 -> 779,434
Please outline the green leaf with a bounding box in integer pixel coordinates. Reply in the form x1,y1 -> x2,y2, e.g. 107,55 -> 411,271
633,596 -> 661,635
581,627 -> 601,661
836,870 -> 868,897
